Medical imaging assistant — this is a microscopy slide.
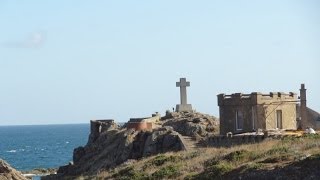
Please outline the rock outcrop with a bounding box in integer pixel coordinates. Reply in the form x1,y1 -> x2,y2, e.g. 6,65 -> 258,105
0,159 -> 27,180
45,111 -> 218,178
162,111 -> 219,137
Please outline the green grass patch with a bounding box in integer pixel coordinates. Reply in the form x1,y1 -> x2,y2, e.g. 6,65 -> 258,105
208,162 -> 233,176
152,165 -> 181,179
266,146 -> 290,156
303,134 -> 320,139
261,154 -> 292,163
112,166 -> 149,180
224,149 -> 262,163
184,151 -> 201,160
244,162 -> 263,171
142,154 -> 183,170
196,161 -> 233,179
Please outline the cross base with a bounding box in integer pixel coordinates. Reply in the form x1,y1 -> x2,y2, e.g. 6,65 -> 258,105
176,104 -> 193,112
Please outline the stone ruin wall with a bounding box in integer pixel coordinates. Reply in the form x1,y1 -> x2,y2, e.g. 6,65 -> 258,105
88,120 -> 117,144
127,114 -> 160,131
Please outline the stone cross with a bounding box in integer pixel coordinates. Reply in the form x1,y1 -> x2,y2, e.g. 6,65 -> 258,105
176,78 -> 190,105
176,78 -> 192,112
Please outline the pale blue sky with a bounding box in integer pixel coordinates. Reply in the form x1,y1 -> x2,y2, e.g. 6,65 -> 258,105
0,1 -> 319,125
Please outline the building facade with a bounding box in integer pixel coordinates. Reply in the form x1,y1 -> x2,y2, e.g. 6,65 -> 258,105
217,92 -> 297,135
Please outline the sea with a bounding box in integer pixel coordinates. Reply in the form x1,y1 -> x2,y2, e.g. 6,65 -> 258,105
0,124 -> 90,172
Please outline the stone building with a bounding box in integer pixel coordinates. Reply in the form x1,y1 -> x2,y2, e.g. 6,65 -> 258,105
217,92 -> 298,135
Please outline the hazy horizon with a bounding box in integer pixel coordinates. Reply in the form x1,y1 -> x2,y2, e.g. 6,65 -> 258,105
0,1 -> 319,125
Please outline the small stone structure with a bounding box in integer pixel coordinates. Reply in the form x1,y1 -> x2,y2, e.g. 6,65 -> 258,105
218,92 -> 298,135
88,119 -> 117,143
127,113 -> 160,131
176,78 -> 192,112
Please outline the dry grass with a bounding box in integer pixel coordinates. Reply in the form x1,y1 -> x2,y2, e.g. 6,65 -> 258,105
75,134 -> 320,180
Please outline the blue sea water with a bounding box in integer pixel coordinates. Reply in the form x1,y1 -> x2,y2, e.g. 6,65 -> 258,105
0,124 -> 89,171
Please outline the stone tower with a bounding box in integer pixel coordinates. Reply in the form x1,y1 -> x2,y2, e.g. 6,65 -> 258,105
300,83 -> 308,129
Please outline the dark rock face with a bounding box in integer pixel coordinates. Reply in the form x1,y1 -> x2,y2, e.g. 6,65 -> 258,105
0,159 -> 27,180
56,127 -> 185,177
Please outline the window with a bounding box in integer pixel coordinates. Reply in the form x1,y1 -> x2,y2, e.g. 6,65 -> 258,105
236,110 -> 243,130
276,110 -> 282,129
252,107 -> 255,130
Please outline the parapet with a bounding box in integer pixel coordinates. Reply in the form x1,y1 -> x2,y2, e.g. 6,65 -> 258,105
218,92 -> 297,106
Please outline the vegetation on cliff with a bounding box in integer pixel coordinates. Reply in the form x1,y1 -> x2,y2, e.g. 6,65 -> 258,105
71,134 -> 320,180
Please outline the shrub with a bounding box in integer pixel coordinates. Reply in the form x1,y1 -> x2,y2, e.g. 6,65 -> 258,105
112,166 -> 149,180
184,151 -> 201,160
244,162 -> 263,170
152,165 -> 181,179
207,162 -> 233,176
144,154 -> 181,168
224,150 -> 249,162
266,146 -> 290,155
303,134 -> 320,139
224,149 -> 260,162
261,154 -> 291,163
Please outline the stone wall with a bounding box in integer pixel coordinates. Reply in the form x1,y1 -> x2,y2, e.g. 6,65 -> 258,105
127,114 -> 160,131
205,135 -> 266,147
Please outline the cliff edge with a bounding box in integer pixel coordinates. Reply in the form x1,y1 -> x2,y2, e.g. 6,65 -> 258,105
44,111 -> 218,178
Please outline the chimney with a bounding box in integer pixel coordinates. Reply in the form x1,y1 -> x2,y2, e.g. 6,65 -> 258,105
300,83 -> 307,129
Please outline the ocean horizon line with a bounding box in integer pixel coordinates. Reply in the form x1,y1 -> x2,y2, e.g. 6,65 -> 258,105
0,122 -> 127,127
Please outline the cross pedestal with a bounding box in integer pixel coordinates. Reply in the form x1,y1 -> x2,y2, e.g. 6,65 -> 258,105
176,78 -> 192,112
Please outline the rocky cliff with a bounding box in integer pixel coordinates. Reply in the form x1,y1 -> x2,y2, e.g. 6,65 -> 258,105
0,159 -> 27,180
45,111 -> 218,178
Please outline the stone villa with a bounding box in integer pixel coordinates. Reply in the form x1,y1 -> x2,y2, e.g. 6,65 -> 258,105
218,84 -> 320,135
218,92 -> 297,135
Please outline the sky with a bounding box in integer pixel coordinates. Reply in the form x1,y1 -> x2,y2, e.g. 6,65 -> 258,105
0,1 -> 319,125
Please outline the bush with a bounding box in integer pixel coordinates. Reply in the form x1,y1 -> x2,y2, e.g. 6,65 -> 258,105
184,151 -> 201,160
225,150 -> 249,162
152,165 -> 181,179
224,149 -> 260,162
244,162 -> 263,170
207,162 -> 233,176
112,166 -> 149,180
261,154 -> 291,163
195,161 -> 233,180
266,146 -> 290,155
150,154 -> 181,166
303,134 -> 320,139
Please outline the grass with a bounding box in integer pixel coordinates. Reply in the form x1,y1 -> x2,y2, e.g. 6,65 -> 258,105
151,164 -> 181,179
85,135 -> 320,179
